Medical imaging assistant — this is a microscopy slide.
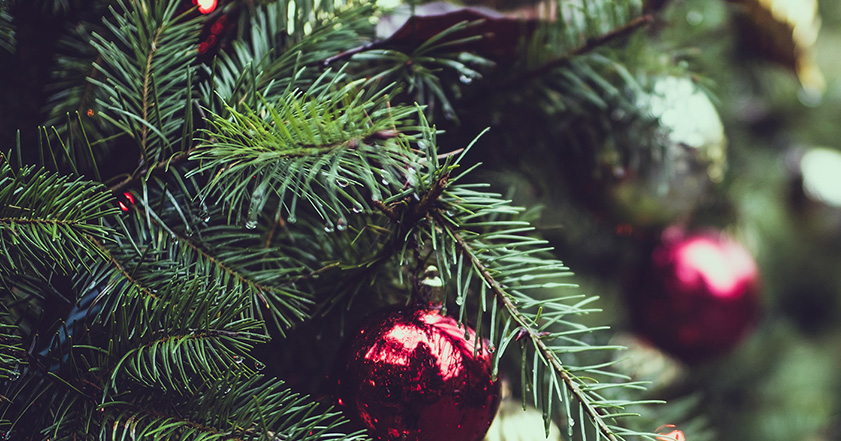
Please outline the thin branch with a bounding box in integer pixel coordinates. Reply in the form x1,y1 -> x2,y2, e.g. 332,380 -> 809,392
278,262 -> 342,288
501,14 -> 652,88
0,218 -> 82,226
90,238 -> 160,301
168,227 -> 277,309
372,200 -> 399,222
140,27 -> 164,155
410,173 -> 449,223
373,173 -> 450,224
108,147 -> 195,194
141,328 -> 245,349
430,209 -> 622,441
106,402 -> 246,441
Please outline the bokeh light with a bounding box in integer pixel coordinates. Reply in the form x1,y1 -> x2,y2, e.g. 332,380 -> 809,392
197,0 -> 217,14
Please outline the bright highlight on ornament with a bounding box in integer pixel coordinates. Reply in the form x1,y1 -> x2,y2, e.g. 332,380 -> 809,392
677,237 -> 757,297
196,0 -> 217,14
800,147 -> 841,207
630,229 -> 760,362
648,77 -> 725,155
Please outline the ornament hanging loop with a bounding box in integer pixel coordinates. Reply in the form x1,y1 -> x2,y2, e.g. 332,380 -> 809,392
413,265 -> 445,309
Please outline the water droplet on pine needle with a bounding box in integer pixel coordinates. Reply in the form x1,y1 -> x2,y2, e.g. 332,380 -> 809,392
246,180 -> 268,230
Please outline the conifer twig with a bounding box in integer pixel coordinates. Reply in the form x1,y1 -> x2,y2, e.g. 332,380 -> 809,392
108,147 -> 196,194
501,14 -> 653,88
430,208 -> 622,441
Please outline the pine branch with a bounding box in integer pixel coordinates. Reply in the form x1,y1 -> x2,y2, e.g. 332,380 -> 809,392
201,3 -> 375,116
83,199 -> 314,332
190,77 -> 415,227
0,318 -> 24,383
347,19 -> 492,121
88,0 -> 202,163
512,14 -> 653,87
360,117 -> 660,439
431,182 -> 660,440
107,146 -> 195,194
431,208 -> 622,441
44,16 -> 104,150
104,375 -> 367,441
108,278 -> 267,395
0,5 -> 14,53
0,158 -> 118,276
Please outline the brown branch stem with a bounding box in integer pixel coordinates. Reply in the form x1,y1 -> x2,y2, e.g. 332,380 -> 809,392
108,147 -> 195,194
90,238 -> 160,301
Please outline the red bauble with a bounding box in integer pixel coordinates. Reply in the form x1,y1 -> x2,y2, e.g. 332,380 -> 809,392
629,229 -> 760,363
335,306 -> 501,441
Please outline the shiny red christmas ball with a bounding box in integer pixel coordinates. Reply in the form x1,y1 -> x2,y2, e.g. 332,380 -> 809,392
629,229 -> 760,363
335,306 -> 501,441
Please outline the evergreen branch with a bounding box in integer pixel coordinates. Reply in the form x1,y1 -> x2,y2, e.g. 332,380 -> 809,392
43,18 -> 108,172
0,6 -> 14,53
139,24 -> 163,152
190,78 -> 416,227
104,375 -> 366,441
201,3 -> 376,116
0,319 -> 25,383
432,209 -> 621,441
370,118 -> 658,440
89,0 -> 202,163
515,14 -> 653,86
431,211 -> 618,441
91,237 -> 146,298
82,239 -> 175,321
107,146 -> 195,193
114,193 -> 316,331
166,224 -> 313,330
348,20 -> 493,121
0,160 -> 118,275
109,278 -> 267,395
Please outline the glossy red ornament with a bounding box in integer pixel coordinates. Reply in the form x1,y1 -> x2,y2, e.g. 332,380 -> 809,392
335,306 -> 501,441
629,229 -> 760,363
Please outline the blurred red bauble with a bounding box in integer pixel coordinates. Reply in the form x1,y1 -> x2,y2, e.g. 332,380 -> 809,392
335,306 -> 501,441
629,229 -> 760,363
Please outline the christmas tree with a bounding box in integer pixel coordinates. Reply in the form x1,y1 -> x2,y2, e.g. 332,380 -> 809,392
0,0 -> 838,440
